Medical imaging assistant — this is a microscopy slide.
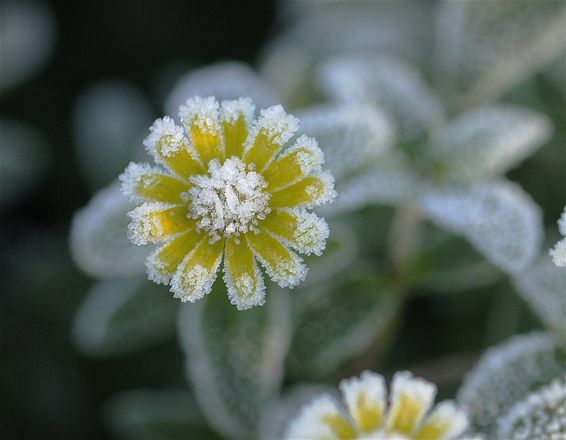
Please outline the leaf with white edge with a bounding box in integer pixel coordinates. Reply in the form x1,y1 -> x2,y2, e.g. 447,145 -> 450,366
301,222 -> 359,289
70,183 -> 147,278
513,256 -> 566,340
457,332 -> 565,435
287,272 -> 398,381
73,81 -> 153,189
0,119 -> 48,208
72,278 -> 176,357
323,149 -> 417,216
165,61 -> 278,116
0,1 -> 55,92
297,104 -> 393,181
420,180 -> 543,274
412,229 -> 500,294
104,389 -> 221,440
428,106 -> 551,183
178,285 -> 292,439
436,0 -> 566,108
497,376 -> 566,440
258,384 -> 336,440
318,55 -> 445,142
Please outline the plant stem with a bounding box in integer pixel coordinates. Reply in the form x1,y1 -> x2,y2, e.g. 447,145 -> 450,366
387,201 -> 423,283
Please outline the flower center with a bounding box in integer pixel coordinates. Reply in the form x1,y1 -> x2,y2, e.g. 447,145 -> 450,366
186,157 -> 271,241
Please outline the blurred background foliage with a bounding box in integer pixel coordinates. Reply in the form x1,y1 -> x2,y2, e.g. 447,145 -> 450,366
1,0 -> 565,439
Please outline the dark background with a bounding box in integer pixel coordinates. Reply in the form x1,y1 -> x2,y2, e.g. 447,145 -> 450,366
1,1 -> 276,438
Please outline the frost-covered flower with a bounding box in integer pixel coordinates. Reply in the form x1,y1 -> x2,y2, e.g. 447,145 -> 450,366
120,96 -> 335,309
285,370 -> 469,440
550,207 -> 566,267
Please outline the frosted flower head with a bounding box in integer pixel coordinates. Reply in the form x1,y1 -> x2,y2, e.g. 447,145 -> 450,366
285,371 -> 469,440
120,96 -> 335,310
550,206 -> 566,267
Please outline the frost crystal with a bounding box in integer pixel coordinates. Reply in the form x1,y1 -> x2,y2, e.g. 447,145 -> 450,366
187,157 -> 271,240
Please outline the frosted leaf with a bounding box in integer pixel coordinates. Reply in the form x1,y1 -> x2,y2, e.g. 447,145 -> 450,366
497,377 -> 566,440
550,207 -> 566,268
458,332 -> 565,435
297,104 -> 393,181
324,150 -> 417,216
0,119 -> 47,208
72,277 -> 176,357
260,1 -> 432,106
300,222 -> 359,289
513,256 -> 566,339
318,56 -> 445,142
428,106 -> 551,183
70,183 -> 147,278
436,0 -> 566,108
420,181 -> 543,274
165,61 -> 278,116
0,1 -> 55,92
287,273 -> 397,380
178,286 -> 292,438
103,389 -> 217,440
258,385 -> 336,440
73,81 -> 153,189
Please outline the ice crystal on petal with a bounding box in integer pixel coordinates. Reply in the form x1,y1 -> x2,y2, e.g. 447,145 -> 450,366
188,157 -> 270,239
120,96 -> 334,308
285,370 -> 469,440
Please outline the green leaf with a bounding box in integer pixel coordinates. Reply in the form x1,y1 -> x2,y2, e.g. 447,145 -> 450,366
70,183 -> 147,278
287,271 -> 398,381
513,256 -> 566,340
72,278 -> 177,357
420,180 -> 543,274
497,377 -> 566,440
436,0 -> 566,108
178,285 -> 292,438
457,332 -> 565,435
104,389 -> 220,440
411,229 -> 501,294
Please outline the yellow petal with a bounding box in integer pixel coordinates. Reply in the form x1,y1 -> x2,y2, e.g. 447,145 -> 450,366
269,172 -> 335,209
146,228 -> 204,283
128,202 -> 193,245
223,236 -> 265,310
144,117 -> 204,179
244,105 -> 298,172
246,231 -> 306,287
179,96 -> 225,165
170,237 -> 225,302
340,371 -> 386,433
260,209 -> 329,256
386,372 -> 436,437
264,135 -> 323,192
221,98 -> 254,158
414,402 -> 468,440
121,162 -> 189,203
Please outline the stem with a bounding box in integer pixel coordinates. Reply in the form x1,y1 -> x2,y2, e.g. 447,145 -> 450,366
387,201 -> 423,282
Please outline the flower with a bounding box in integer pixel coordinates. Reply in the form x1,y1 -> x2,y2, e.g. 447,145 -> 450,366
285,370 -> 469,440
119,96 -> 335,310
549,206 -> 566,267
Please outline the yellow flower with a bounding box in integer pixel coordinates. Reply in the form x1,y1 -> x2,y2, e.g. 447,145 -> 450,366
285,371 -> 469,440
120,96 -> 335,309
